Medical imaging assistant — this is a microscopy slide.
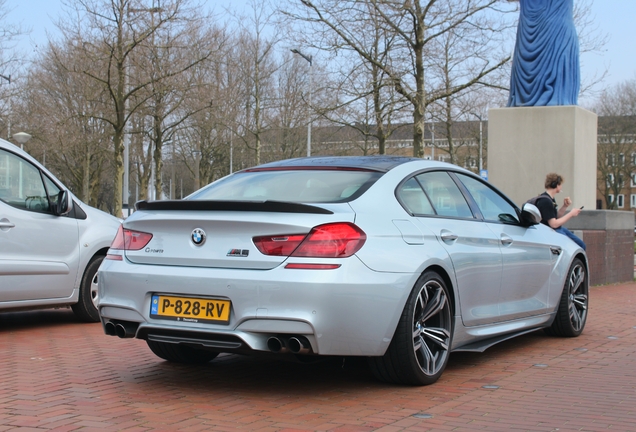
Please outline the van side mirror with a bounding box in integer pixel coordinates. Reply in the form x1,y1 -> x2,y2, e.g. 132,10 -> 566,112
55,190 -> 72,216
520,203 -> 541,226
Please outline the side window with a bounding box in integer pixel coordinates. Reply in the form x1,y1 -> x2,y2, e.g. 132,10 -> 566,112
43,175 -> 62,205
415,171 -> 474,219
397,177 -> 435,215
0,149 -> 51,213
455,173 -> 519,224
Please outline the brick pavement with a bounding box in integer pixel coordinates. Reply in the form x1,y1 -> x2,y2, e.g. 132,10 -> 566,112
1,282 -> 635,431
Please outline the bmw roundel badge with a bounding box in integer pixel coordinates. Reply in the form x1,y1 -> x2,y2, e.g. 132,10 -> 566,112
191,228 -> 206,246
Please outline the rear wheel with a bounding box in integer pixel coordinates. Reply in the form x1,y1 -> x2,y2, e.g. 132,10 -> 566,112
71,255 -> 103,322
368,271 -> 452,385
146,340 -> 219,364
545,258 -> 588,337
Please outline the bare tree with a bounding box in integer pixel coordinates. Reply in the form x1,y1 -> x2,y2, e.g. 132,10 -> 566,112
232,0 -> 281,166
17,39 -> 112,208
0,0 -> 27,139
134,13 -> 226,200
57,0 -> 215,215
173,27 -> 246,191
309,3 -> 409,156
266,52 -> 313,160
284,0 -> 512,158
0,0 -> 24,78
573,0 -> 610,100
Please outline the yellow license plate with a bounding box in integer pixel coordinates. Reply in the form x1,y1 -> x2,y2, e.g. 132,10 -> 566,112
150,295 -> 231,324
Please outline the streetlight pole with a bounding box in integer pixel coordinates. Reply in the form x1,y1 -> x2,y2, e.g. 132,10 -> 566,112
471,112 -> 483,171
428,121 -> 435,160
171,140 -> 175,199
291,49 -> 312,157
12,132 -> 30,198
123,5 -> 163,214
192,150 -> 201,191
229,131 -> 233,174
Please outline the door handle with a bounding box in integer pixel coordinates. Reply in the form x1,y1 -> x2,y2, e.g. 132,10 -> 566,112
500,234 -> 513,246
440,230 -> 458,242
550,246 -> 562,255
0,218 -> 15,231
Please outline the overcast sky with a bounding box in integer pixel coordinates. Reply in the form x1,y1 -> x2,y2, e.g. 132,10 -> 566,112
5,0 -> 636,108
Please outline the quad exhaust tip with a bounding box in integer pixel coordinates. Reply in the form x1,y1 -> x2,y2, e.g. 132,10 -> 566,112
288,336 -> 310,354
104,320 -> 138,338
104,321 -> 117,336
267,336 -> 311,354
267,336 -> 287,353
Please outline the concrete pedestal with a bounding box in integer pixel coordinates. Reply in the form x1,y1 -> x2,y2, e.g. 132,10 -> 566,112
488,106 -> 597,209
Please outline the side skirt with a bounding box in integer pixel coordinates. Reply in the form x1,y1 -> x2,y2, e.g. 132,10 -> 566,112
452,327 -> 541,353
450,313 -> 555,353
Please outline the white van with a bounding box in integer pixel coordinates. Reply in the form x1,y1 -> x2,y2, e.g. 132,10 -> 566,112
0,138 -> 120,321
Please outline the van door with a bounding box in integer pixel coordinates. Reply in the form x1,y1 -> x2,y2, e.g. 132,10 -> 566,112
0,149 -> 80,303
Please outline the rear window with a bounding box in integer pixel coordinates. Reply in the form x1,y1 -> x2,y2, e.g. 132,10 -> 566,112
189,169 -> 383,203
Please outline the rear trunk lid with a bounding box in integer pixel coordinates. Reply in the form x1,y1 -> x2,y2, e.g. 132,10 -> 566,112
122,201 -> 355,270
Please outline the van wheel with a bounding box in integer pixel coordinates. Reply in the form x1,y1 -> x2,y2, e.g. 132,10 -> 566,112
72,256 -> 103,322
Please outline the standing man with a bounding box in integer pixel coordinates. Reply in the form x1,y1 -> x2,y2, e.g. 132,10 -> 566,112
535,173 -> 586,250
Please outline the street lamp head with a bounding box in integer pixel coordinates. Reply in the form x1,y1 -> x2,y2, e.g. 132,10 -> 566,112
291,49 -> 312,65
13,132 -> 32,145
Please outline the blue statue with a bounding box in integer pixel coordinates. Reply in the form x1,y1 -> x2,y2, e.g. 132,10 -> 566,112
507,0 -> 580,107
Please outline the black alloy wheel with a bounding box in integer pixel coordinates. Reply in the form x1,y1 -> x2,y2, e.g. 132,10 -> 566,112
545,258 -> 588,337
369,271 -> 453,385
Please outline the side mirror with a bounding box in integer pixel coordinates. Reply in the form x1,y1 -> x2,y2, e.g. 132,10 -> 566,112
55,190 -> 72,216
520,203 -> 541,226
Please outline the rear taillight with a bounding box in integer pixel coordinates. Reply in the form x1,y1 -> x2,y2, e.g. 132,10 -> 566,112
253,222 -> 366,258
252,234 -> 307,256
109,225 -> 153,251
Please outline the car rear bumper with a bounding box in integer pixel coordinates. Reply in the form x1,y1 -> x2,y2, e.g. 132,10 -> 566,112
98,257 -> 415,356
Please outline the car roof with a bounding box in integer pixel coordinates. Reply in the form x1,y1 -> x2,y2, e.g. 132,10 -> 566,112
247,156 -> 429,173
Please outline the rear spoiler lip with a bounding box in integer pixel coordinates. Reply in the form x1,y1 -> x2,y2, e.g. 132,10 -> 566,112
134,199 -> 334,215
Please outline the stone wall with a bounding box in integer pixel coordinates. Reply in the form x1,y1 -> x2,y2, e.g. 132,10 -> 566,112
567,210 -> 634,286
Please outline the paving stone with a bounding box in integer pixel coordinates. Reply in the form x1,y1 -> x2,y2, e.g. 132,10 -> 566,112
1,283 -> 635,431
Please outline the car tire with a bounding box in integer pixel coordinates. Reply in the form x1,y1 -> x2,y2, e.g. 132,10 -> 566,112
146,340 -> 219,364
71,255 -> 104,323
368,270 -> 453,385
545,258 -> 588,337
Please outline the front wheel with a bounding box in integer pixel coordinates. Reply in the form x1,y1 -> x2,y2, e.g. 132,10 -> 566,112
368,271 -> 453,385
545,258 -> 588,337
71,255 -> 104,322
147,340 -> 219,364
